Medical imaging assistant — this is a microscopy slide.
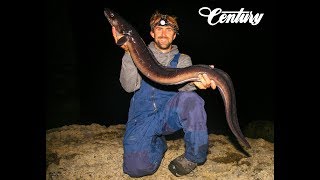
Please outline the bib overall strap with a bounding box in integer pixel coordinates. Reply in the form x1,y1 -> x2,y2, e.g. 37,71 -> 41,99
170,53 -> 180,68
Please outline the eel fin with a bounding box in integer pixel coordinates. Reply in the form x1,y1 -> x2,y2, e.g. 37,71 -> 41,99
117,35 -> 128,46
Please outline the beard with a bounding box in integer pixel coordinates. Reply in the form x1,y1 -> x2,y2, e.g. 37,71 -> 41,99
154,36 -> 172,50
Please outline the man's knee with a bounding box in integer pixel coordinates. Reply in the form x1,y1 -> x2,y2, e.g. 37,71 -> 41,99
177,91 -> 205,108
123,152 -> 159,177
176,92 -> 207,130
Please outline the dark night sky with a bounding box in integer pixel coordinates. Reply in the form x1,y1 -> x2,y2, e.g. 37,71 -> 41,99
46,0 -> 275,134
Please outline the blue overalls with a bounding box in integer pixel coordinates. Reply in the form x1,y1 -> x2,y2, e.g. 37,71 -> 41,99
123,53 -> 208,177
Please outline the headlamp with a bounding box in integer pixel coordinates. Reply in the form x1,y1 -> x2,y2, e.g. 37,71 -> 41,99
153,15 -> 179,34
159,15 -> 169,26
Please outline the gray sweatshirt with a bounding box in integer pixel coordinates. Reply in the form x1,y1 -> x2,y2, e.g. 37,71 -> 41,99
119,41 -> 197,93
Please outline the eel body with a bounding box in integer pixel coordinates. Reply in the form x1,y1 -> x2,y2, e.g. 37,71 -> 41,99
104,8 -> 251,148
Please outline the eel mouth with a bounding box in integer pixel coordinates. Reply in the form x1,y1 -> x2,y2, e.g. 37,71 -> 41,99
104,8 -> 116,26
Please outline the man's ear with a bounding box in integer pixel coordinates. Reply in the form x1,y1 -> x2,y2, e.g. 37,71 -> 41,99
173,33 -> 176,40
150,31 -> 155,38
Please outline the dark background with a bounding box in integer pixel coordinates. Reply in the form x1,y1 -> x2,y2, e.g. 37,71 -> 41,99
46,0 -> 275,135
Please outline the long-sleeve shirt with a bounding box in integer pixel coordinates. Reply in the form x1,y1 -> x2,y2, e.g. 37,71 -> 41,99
119,41 -> 197,93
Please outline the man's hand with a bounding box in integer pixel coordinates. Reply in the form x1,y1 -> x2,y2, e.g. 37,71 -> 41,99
112,26 -> 129,52
194,73 -> 217,90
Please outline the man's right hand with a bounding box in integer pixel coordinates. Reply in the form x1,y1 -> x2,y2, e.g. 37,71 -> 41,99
112,27 -> 129,52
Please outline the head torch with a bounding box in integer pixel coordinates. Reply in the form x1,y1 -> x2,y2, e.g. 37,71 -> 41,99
152,15 -> 179,34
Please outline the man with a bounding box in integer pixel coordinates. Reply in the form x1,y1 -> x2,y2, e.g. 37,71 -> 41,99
111,11 -> 216,177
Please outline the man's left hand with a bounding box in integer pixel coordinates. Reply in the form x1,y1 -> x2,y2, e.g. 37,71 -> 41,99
194,73 -> 217,90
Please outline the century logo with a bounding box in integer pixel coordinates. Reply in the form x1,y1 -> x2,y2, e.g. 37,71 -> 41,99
198,7 -> 264,26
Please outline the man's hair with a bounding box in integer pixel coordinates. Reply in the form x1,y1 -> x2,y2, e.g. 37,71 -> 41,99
149,11 -> 179,33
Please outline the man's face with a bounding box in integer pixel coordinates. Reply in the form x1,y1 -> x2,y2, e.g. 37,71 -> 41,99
150,25 -> 176,51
